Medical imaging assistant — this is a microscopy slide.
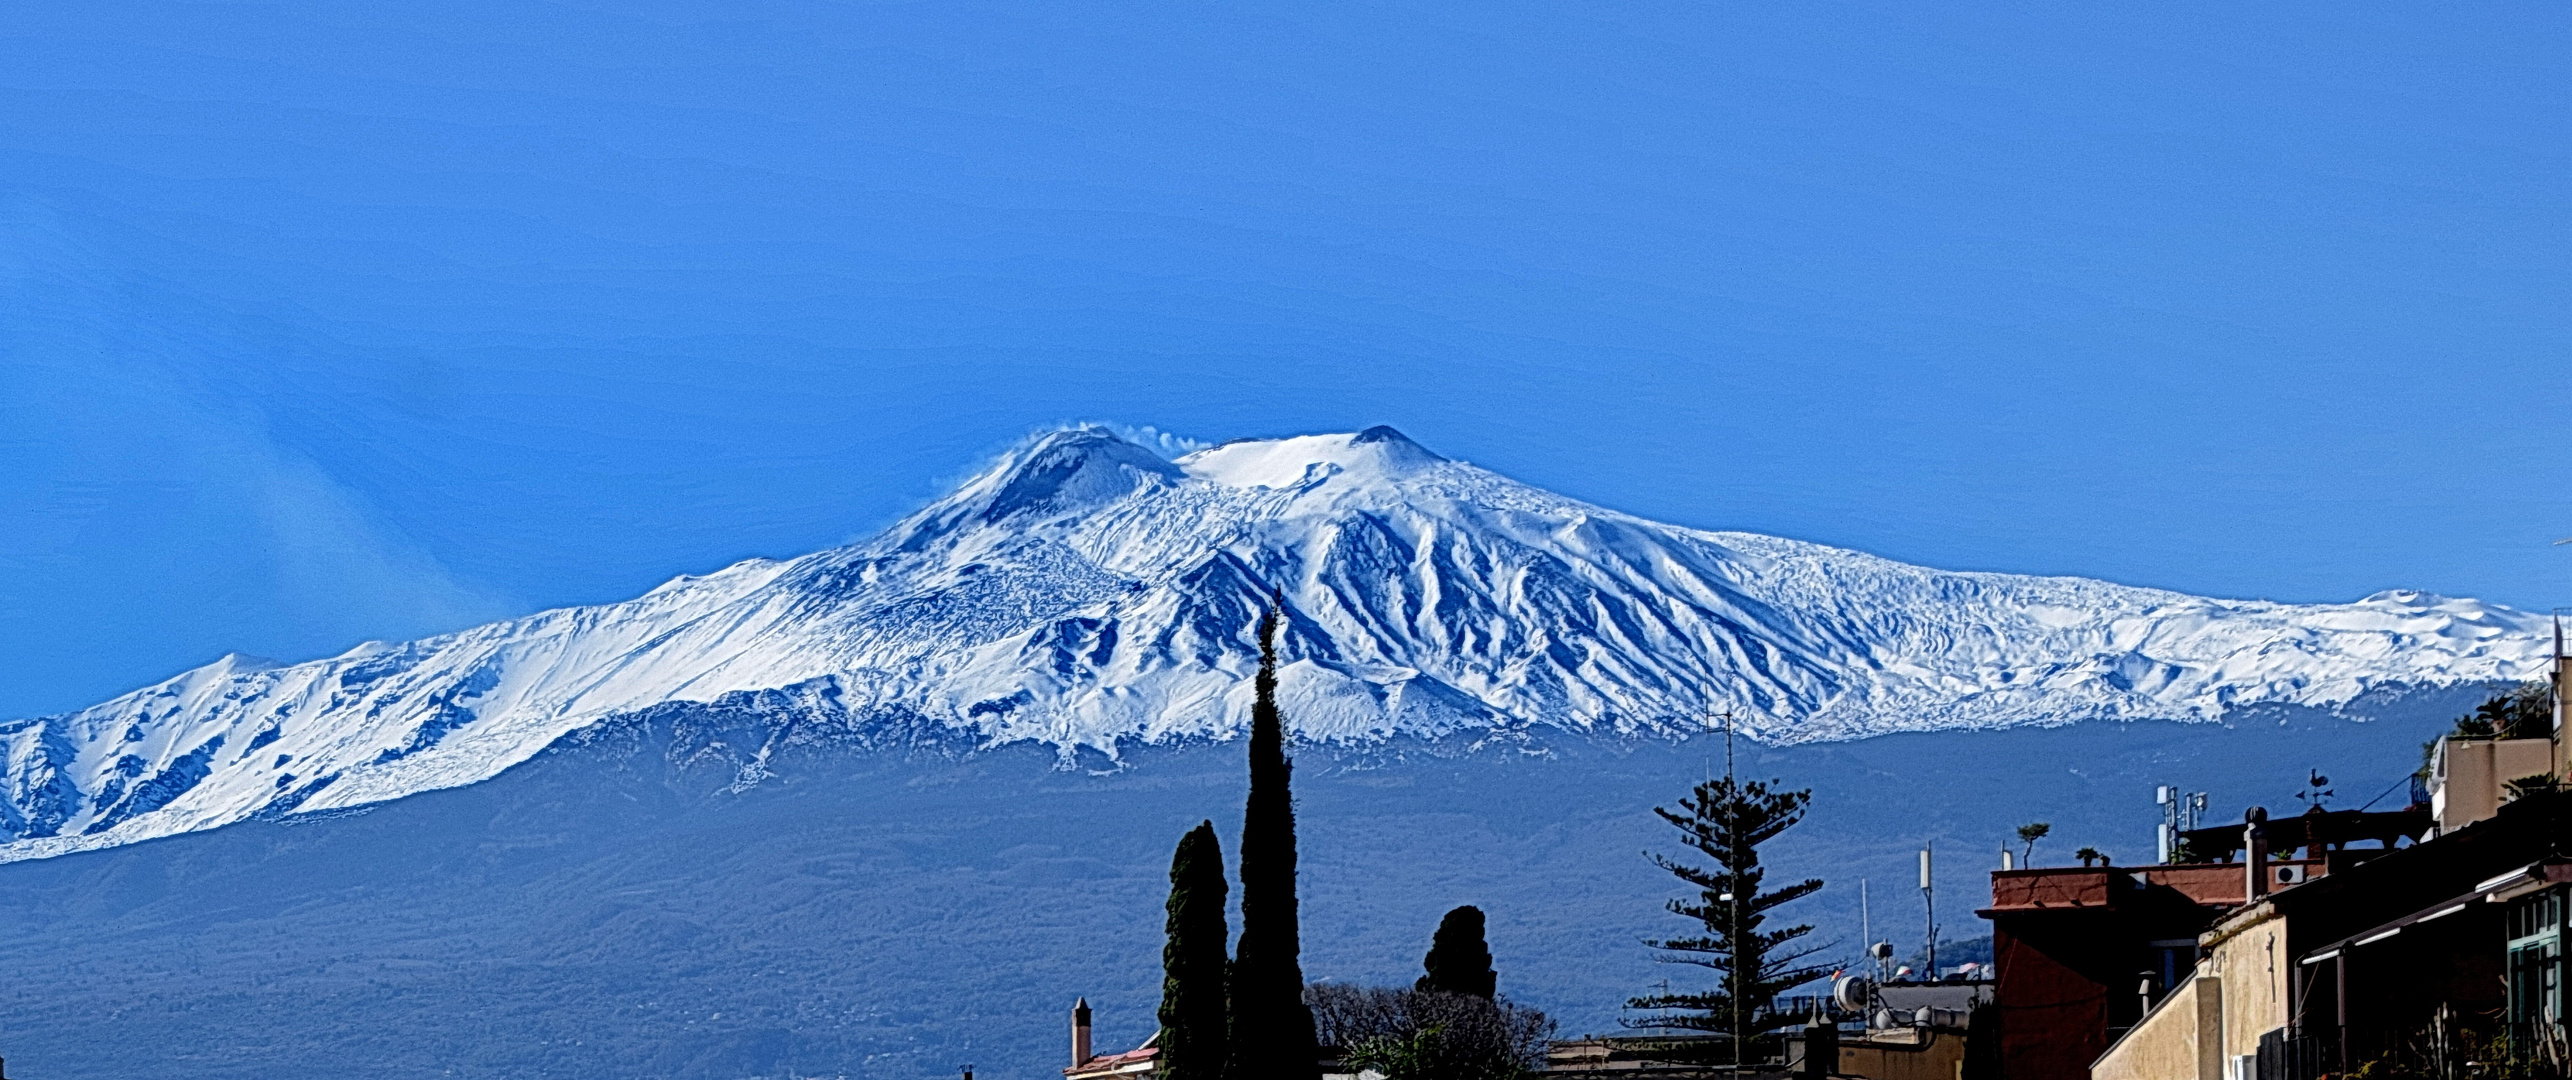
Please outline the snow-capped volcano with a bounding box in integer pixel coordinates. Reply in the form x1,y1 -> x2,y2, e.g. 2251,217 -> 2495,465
0,426 -> 2545,861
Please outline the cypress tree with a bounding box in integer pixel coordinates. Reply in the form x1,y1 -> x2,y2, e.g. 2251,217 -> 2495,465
1225,603 -> 1320,1080
1160,820 -> 1231,1080
1416,905 -> 1497,999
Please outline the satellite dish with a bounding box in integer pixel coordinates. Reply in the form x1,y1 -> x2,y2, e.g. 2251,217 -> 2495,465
1833,975 -> 1876,1013
1868,941 -> 1894,960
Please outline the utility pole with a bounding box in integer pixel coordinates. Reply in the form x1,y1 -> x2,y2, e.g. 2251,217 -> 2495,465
1725,707 -> 1741,1072
1920,845 -> 1936,981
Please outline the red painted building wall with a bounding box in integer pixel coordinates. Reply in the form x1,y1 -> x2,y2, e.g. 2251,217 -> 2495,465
1982,866 -> 2257,1080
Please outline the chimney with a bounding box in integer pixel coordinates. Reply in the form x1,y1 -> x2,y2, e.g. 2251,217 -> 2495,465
1072,997 -> 1093,1067
2243,807 -> 2270,901
1801,1010 -> 1838,1080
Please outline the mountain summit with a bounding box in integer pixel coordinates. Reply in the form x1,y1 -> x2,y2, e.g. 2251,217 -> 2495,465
0,426 -> 2543,861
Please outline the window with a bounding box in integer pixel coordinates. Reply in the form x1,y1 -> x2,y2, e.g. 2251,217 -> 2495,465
2505,887 -> 2566,1029
2148,938 -> 2200,1006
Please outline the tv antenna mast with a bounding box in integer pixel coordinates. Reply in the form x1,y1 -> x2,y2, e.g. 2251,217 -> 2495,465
2157,785 -> 2209,863
1722,706 -> 1741,1070
1860,877 -> 1870,976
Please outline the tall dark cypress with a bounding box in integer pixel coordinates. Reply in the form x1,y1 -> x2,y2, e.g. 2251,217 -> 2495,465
1159,821 -> 1231,1080
1416,905 -> 1498,999
1225,603 -> 1320,1080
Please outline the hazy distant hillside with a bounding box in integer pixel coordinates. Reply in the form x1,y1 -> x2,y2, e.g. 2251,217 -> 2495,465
0,684 -> 2481,1079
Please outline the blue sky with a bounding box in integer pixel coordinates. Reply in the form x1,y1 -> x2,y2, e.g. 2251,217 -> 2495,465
2,1 -> 2567,718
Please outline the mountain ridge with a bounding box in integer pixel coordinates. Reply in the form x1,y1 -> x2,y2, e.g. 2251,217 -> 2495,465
0,425 -> 2545,863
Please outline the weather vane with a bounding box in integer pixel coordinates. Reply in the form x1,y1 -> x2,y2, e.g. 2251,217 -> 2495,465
2295,769 -> 2334,812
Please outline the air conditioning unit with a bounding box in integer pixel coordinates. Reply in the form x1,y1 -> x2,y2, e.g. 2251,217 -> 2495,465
2275,865 -> 2309,886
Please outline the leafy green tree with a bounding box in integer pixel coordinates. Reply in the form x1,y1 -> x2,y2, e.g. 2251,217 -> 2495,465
2458,680 -> 2554,741
1624,775 -> 1829,1057
1160,820 -> 1230,1080
1345,1026 -> 1449,1080
1226,604 -> 1321,1080
2506,774 -> 2562,801
1418,906 -> 1497,999
1308,984 -> 1554,1080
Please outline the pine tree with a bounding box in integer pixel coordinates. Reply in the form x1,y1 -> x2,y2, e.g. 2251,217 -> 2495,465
2014,822 -> 2050,866
1225,602 -> 1320,1080
1160,820 -> 1230,1080
1625,775 -> 1829,1059
1416,905 -> 1497,999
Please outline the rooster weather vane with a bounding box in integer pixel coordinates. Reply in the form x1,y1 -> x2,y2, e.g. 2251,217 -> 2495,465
2295,770 -> 2334,812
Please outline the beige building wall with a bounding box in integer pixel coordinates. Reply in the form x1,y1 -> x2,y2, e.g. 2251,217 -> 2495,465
2502,736 -> 2556,792
2556,656 -> 2570,781
2094,976 -> 2222,1080
2096,905 -> 2289,1080
2434,737 -> 2554,831
2201,905 -> 2290,1068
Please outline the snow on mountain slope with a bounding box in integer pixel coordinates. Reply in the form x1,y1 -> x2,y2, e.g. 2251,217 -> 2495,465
0,425 -> 2546,861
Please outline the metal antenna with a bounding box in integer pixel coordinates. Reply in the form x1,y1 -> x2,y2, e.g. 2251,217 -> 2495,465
1724,706 -> 1739,1071
1920,845 -> 1936,983
1721,708 -> 1737,783
1860,877 -> 1870,981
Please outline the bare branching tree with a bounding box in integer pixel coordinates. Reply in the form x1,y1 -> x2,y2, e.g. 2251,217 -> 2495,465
1305,983 -> 1554,1080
